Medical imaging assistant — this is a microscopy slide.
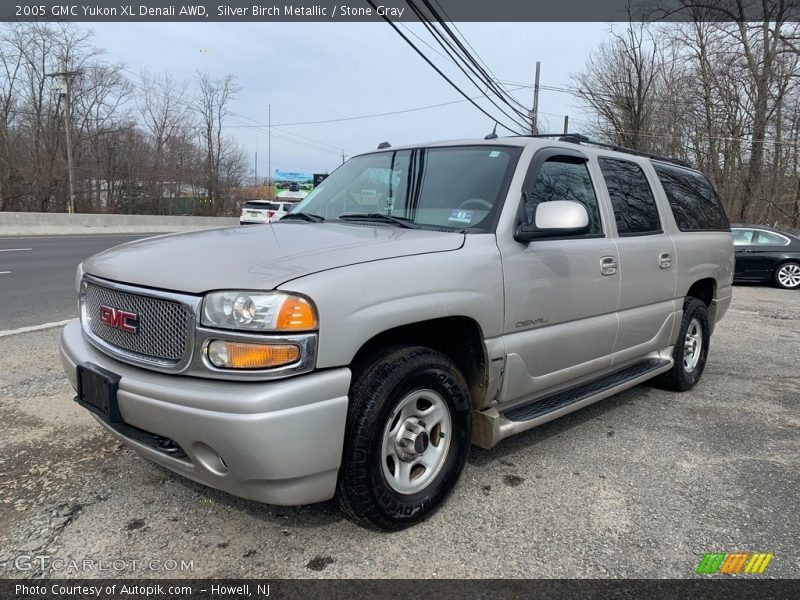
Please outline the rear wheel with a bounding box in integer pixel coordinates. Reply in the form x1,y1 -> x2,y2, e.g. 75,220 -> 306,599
336,346 -> 472,530
774,261 -> 800,289
656,297 -> 710,392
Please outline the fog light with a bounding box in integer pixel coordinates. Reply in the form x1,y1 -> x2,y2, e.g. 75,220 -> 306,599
206,340 -> 301,369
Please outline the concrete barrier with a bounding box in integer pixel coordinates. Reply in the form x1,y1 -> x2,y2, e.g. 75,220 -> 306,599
0,212 -> 239,236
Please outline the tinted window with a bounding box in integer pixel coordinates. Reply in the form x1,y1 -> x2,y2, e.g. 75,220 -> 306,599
653,163 -> 729,231
525,158 -> 602,235
732,229 -> 754,246
754,231 -> 790,246
598,157 -> 661,236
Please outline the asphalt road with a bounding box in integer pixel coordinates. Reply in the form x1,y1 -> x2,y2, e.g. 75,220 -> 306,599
0,235 -> 152,331
0,285 -> 797,579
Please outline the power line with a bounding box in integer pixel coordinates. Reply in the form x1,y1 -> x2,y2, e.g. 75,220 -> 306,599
418,0 -> 532,118
394,18 -> 530,121
224,88 -> 527,128
224,114 -> 344,156
403,0 -> 531,130
92,57 -> 350,160
228,110 -> 351,153
365,0 -> 522,134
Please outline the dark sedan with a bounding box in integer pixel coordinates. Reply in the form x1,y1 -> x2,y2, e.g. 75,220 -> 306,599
732,224 -> 800,289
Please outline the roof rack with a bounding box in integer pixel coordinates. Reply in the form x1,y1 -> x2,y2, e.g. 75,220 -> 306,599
513,133 -> 692,169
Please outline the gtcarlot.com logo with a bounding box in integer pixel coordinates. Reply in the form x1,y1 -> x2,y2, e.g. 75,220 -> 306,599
696,552 -> 773,575
13,555 -> 194,573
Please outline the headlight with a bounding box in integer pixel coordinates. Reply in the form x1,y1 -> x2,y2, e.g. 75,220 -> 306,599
201,291 -> 317,332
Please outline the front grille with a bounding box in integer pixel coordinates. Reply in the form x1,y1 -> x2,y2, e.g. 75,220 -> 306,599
82,281 -> 191,364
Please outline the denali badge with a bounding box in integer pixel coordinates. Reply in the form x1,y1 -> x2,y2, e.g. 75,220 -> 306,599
99,305 -> 140,334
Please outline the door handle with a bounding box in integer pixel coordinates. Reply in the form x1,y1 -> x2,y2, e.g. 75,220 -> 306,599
658,252 -> 672,269
600,256 -> 618,276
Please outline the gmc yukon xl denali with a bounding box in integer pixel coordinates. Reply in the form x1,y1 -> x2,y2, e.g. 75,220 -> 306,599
60,135 -> 734,530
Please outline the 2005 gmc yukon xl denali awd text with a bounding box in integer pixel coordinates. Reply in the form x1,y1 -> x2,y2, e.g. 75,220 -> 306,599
60,135 -> 734,530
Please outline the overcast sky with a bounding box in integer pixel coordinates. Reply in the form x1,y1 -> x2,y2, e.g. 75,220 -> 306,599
88,22 -> 611,177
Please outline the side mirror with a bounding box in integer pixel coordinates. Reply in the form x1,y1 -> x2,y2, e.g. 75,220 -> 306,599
514,200 -> 590,242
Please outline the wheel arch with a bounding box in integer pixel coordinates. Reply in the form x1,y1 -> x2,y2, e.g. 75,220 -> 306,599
685,277 -> 718,333
350,316 -> 489,410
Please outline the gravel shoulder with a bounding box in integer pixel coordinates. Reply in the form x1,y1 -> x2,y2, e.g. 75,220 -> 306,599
0,285 -> 798,579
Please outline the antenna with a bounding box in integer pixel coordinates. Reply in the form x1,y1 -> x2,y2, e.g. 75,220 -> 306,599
484,122 -> 498,140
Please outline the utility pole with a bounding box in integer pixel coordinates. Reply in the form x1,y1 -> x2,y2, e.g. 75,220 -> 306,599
254,151 -> 258,189
47,60 -> 80,214
268,104 -> 272,200
563,115 -> 569,135
530,61 -> 541,135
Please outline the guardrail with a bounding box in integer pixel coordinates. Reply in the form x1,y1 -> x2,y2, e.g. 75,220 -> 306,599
0,212 -> 239,236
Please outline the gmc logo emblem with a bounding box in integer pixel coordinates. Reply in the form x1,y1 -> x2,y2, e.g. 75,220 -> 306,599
99,305 -> 139,334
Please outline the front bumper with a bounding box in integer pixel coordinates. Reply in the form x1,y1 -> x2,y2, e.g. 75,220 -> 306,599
59,319 -> 351,506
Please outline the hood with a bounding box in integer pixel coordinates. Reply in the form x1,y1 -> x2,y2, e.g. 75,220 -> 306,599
83,222 -> 465,294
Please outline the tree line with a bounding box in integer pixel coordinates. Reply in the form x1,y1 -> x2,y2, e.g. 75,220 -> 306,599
573,2 -> 800,228
0,22 -> 247,216
4,8 -> 800,229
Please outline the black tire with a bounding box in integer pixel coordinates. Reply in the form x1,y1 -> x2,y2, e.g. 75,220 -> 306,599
773,261 -> 800,290
655,297 -> 710,392
336,346 -> 472,530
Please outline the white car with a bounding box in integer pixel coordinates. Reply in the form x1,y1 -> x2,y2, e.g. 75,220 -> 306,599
239,200 -> 296,225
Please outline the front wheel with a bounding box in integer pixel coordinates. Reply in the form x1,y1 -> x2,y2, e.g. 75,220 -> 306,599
655,297 -> 710,392
336,346 -> 472,530
774,261 -> 800,289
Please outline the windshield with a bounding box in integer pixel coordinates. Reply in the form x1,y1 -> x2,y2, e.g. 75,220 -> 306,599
290,145 -> 520,231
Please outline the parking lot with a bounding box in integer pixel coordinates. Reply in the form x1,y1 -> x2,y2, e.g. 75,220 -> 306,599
0,284 -> 797,579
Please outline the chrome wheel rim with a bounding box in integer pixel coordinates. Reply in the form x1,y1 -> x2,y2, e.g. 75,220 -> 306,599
778,264 -> 800,288
380,389 -> 452,495
683,318 -> 703,372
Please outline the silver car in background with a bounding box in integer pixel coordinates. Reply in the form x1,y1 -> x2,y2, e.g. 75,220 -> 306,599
239,200 -> 297,224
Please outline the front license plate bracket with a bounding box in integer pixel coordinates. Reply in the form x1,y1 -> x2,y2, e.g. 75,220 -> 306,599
75,362 -> 123,424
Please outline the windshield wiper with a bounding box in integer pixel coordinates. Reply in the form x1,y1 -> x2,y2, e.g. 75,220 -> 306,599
280,212 -> 325,222
339,213 -> 419,229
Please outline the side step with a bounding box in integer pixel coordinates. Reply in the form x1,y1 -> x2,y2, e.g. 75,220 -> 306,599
505,358 -> 670,421
472,357 -> 673,448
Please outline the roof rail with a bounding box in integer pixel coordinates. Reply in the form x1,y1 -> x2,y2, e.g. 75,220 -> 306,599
512,133 -> 692,168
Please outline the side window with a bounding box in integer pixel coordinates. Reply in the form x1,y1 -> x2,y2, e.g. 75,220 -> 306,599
653,163 -> 729,231
754,231 -> 790,246
732,229 -> 754,246
524,157 -> 603,236
598,157 -> 662,236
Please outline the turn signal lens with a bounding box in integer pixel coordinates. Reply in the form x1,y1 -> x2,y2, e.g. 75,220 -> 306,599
276,297 -> 317,330
206,340 -> 301,370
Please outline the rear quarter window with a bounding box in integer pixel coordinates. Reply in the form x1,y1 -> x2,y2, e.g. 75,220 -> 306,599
653,163 -> 729,231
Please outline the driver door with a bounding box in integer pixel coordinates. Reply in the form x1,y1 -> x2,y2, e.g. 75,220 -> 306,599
498,150 -> 620,402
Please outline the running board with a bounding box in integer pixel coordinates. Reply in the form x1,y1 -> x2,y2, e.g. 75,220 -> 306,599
471,357 -> 673,449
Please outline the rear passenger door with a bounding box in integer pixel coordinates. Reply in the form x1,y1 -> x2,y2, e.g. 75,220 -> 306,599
596,157 -> 677,362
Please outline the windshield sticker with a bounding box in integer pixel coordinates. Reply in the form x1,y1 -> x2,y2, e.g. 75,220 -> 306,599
449,209 -> 473,224
488,150 -> 501,158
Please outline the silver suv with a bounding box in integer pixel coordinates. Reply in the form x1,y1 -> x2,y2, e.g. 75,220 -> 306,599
60,135 -> 734,530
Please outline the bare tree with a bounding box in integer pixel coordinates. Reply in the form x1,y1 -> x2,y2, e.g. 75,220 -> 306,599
572,20 -> 660,151
194,71 -> 240,215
